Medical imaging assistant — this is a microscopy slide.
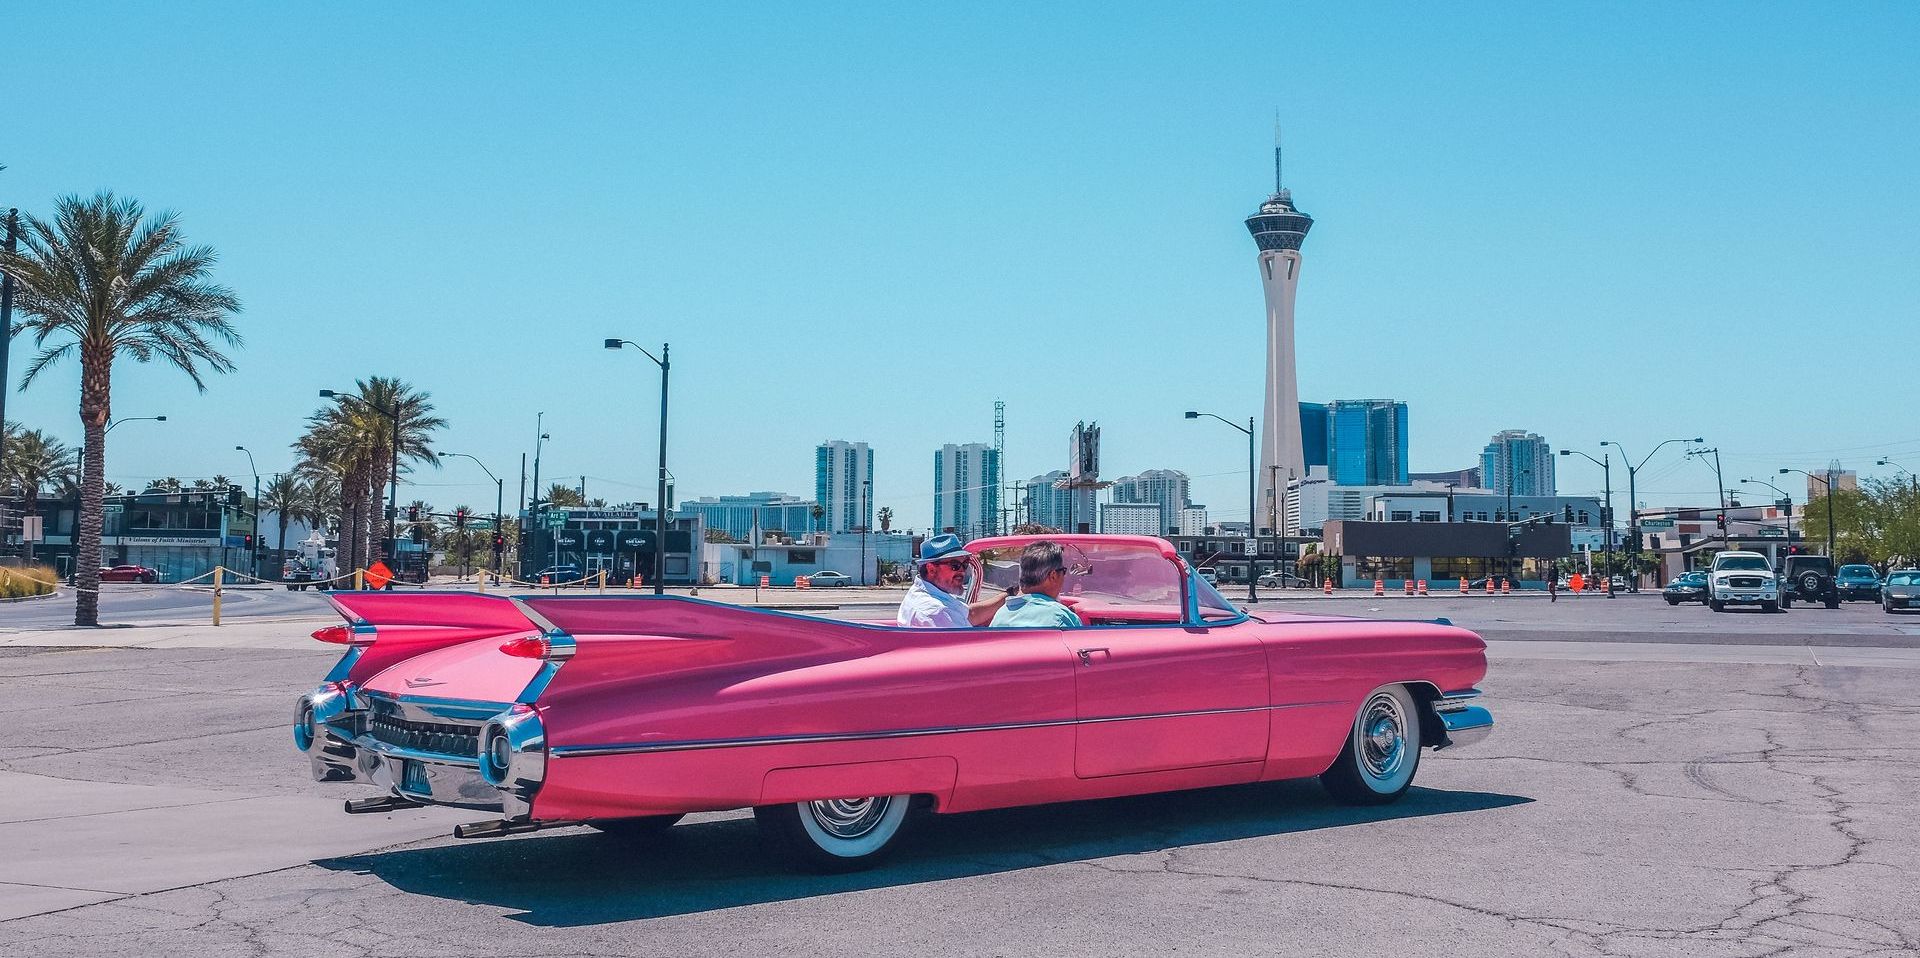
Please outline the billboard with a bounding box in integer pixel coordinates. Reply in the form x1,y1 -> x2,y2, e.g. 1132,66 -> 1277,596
1068,421 -> 1101,482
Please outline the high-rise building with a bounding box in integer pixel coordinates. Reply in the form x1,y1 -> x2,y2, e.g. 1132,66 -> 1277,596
933,443 -> 1001,539
1177,506 -> 1209,536
1021,471 -> 1075,531
1300,402 -> 1329,469
1480,430 -> 1556,497
1100,502 -> 1164,536
682,492 -> 820,542
1109,469 -> 1191,535
1249,132 -> 1314,532
814,440 -> 874,533
1322,400 -> 1409,487
1804,467 -> 1858,501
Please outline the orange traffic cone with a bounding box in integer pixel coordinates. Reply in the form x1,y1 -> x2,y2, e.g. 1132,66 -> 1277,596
1501,578 -> 1511,594
1459,577 -> 1468,594
1373,578 -> 1385,596
539,574 -> 551,587
1323,578 -> 1333,594
1484,577 -> 1495,595
1418,579 -> 1429,595
1404,579 -> 1415,596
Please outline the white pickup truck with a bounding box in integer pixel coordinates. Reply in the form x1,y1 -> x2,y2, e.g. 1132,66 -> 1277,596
1708,550 -> 1780,613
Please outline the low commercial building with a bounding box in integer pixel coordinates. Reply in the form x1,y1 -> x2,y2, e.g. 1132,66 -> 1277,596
1099,501 -> 1164,536
7,490 -> 256,581
1320,519 -> 1571,588
701,531 -> 915,586
519,505 -> 701,585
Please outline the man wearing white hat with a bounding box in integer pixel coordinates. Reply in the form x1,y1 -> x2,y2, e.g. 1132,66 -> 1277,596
896,534 -> 1012,628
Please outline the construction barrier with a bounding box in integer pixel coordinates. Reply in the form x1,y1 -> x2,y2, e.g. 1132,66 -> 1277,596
1484,578 -> 1495,595
1323,578 -> 1333,594
1404,579 -> 1415,596
1501,578 -> 1511,594
1417,579 -> 1428,595
1460,578 -> 1468,594
1373,578 -> 1385,596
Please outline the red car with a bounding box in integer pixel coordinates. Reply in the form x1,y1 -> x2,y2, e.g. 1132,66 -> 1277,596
294,535 -> 1492,871
96,564 -> 160,583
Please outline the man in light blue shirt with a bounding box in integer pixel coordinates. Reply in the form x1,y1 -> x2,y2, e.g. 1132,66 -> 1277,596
990,540 -> 1083,628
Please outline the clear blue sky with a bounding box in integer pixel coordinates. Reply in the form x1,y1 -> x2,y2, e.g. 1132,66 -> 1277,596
4,3 -> 1916,528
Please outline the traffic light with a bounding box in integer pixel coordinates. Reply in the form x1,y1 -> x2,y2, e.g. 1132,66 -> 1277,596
242,534 -> 252,549
492,533 -> 506,554
1716,513 -> 1727,529
408,505 -> 420,523
1564,505 -> 1575,523
455,507 -> 467,529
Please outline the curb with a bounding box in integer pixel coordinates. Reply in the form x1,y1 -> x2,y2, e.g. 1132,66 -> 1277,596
0,588 -> 62,604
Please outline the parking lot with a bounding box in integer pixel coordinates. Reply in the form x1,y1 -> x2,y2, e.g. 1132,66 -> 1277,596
3,594 -> 1917,957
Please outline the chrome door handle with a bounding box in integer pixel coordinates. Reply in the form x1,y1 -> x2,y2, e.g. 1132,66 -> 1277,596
1077,647 -> 1109,666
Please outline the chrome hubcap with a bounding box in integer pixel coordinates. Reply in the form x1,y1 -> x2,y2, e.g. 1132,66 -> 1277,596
806,796 -> 892,839
1360,694 -> 1407,779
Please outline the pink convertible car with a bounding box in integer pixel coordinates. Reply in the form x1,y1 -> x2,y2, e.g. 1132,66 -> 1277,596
294,535 -> 1491,871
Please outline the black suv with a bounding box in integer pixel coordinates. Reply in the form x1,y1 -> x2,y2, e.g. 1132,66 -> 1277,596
1779,555 -> 1840,609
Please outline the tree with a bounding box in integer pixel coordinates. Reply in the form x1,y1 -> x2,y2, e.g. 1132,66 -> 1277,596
258,473 -> 310,572
1801,479 -> 1920,566
704,528 -> 737,543
292,377 -> 443,576
1,423 -> 76,559
145,477 -> 185,493
810,504 -> 825,533
1,192 -> 240,625
544,483 -> 584,507
877,506 -> 894,533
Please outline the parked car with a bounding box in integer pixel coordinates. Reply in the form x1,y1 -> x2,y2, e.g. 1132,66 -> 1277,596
293,535 -> 1492,872
1883,570 -> 1920,613
1256,571 -> 1312,589
1708,551 -> 1780,613
807,570 -> 852,587
97,564 -> 159,584
531,565 -> 584,584
1198,567 -> 1219,585
1779,555 -> 1840,609
1836,565 -> 1882,602
1663,571 -> 1709,605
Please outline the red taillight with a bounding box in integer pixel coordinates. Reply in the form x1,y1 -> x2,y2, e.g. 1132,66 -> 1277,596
500,635 -> 550,659
311,625 -> 353,645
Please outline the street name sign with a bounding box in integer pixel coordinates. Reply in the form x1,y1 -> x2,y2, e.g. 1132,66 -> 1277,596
1640,519 -> 1676,529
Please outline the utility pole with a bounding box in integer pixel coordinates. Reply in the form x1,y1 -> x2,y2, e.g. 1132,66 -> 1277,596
1690,446 -> 1730,548
1560,448 -> 1613,596
0,209 -> 17,508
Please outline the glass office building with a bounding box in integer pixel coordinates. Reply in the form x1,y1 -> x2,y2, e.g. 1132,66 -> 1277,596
1317,400 -> 1409,487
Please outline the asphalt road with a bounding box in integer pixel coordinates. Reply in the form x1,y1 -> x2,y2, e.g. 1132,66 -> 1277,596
1,583 -> 334,630
3,603 -> 1918,956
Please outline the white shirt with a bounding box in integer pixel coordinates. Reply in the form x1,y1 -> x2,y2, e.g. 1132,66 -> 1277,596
896,576 -> 970,628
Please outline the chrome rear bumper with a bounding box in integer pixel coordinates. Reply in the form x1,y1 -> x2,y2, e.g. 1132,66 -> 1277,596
294,685 -> 544,818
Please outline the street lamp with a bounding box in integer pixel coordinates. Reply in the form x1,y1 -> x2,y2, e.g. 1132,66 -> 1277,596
861,477 -> 872,586
106,415 -> 167,434
320,390 -> 402,566
1186,411 -> 1258,602
235,445 -> 260,578
604,338 -> 671,595
1739,477 -> 1794,563
1559,448 -> 1613,595
1601,436 -> 1702,590
443,452 -> 505,576
1877,457 -> 1918,496
1780,467 -> 1838,560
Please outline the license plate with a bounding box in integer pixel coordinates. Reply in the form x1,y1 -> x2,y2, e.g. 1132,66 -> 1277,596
401,759 -> 429,794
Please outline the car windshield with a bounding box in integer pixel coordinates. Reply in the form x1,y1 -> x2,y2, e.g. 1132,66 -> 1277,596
1716,556 -> 1770,571
1839,565 -> 1876,577
974,539 -> 1240,623
1887,572 -> 1918,586
1677,573 -> 1706,584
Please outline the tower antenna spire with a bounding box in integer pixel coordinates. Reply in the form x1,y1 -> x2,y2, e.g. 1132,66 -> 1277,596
1273,112 -> 1283,193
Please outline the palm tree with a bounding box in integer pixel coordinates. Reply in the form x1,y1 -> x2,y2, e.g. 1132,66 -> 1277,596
259,473 -> 309,574
1,192 -> 240,625
877,506 -> 894,533
292,377 -> 443,574
545,483 -> 584,507
1,424 -> 76,560
145,477 -> 185,493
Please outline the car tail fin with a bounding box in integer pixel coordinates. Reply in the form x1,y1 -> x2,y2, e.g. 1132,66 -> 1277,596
322,592 -> 542,685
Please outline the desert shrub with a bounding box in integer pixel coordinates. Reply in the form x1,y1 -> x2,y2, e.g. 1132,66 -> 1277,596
0,564 -> 59,599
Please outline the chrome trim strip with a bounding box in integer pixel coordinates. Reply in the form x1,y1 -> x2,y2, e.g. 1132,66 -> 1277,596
353,731 -> 483,768
363,691 -> 513,724
551,701 -> 1340,759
